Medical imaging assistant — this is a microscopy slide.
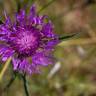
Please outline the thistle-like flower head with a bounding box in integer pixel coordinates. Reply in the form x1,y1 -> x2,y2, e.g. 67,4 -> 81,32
0,5 -> 59,74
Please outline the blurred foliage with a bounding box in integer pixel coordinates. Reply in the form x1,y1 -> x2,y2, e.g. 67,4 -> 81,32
0,0 -> 96,96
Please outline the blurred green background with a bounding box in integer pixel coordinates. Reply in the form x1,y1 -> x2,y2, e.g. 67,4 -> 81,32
0,0 -> 96,96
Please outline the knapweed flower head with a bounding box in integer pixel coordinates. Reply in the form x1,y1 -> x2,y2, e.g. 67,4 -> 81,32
0,5 -> 59,74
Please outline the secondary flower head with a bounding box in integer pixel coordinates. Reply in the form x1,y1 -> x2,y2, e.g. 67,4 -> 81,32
0,5 -> 59,74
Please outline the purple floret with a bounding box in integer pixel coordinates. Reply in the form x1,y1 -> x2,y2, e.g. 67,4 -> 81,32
0,5 -> 59,74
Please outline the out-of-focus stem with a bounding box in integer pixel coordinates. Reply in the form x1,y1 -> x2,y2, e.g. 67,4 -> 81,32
4,71 -> 16,91
38,0 -> 56,14
58,38 -> 96,46
0,57 -> 12,82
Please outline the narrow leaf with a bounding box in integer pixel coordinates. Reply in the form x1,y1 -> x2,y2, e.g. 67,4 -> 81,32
59,33 -> 78,40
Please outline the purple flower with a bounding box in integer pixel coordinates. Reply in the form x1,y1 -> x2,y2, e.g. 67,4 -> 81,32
0,5 -> 59,74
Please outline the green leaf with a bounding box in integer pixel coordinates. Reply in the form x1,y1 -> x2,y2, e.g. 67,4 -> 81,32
59,33 -> 78,40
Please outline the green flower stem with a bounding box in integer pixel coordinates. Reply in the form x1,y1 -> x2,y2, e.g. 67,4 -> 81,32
21,74 -> 29,96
